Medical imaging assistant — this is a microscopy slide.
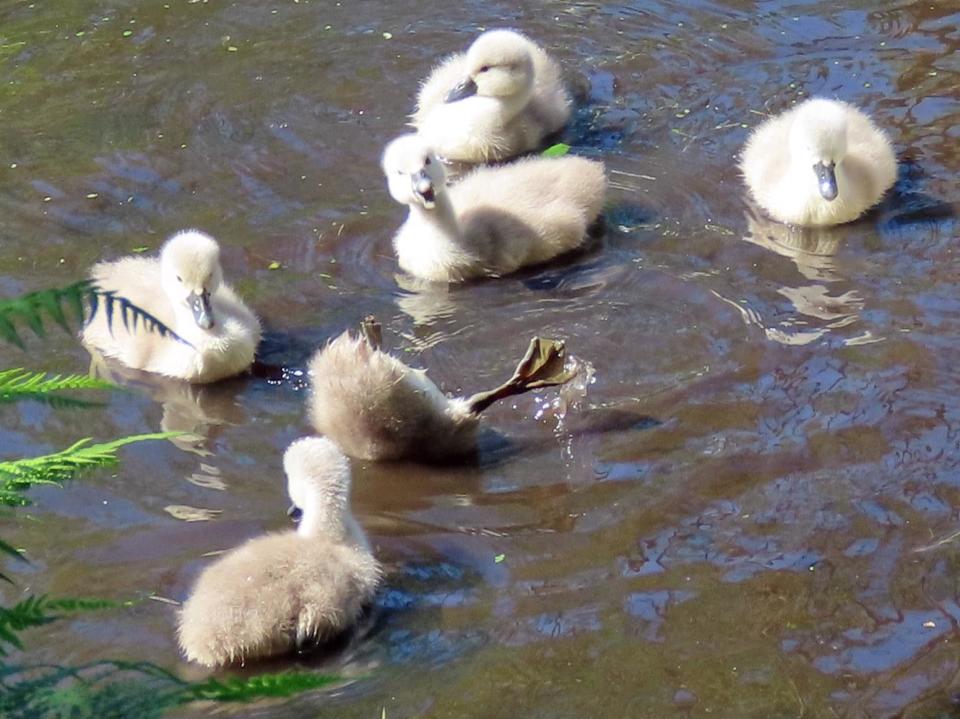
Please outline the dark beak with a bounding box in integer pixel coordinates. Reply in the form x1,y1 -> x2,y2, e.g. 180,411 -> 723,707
445,77 -> 478,103
188,290 -> 214,329
814,162 -> 838,201
287,504 -> 303,522
412,169 -> 436,209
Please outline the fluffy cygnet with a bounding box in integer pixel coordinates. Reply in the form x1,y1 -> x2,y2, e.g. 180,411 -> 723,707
307,317 -> 576,462
411,29 -> 572,163
741,98 -> 897,227
81,230 -> 261,383
382,133 -> 606,283
177,437 -> 381,667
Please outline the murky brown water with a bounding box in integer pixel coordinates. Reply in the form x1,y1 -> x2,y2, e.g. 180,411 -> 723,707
2,0 -> 959,716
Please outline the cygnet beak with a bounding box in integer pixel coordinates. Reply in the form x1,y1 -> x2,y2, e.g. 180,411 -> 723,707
287,504 -> 303,523
445,77 -> 478,103
814,161 -> 838,202
412,170 -> 436,209
188,289 -> 214,329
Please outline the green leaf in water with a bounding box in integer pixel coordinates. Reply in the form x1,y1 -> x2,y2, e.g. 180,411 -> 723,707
494,554 -> 506,564
180,672 -> 340,703
542,143 -> 570,158
0,538 -> 28,585
0,368 -> 114,407
0,432 -> 182,505
0,594 -> 130,657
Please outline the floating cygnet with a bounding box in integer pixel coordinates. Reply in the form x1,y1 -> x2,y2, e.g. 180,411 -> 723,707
411,29 -> 572,163
82,230 -> 261,383
382,133 -> 606,282
307,317 -> 577,462
741,98 -> 896,227
178,437 -> 381,667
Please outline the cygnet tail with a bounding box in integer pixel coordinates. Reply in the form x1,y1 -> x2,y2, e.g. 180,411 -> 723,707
465,337 -> 577,415
359,315 -> 383,350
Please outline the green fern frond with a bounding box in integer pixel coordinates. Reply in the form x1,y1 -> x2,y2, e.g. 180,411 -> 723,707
0,662 -> 174,719
0,281 -> 91,349
0,660 -> 342,718
0,368 -> 114,407
0,280 -> 189,349
0,595 -> 132,657
0,433 -> 179,505
44,597 -> 135,613
0,596 -> 55,655
0,489 -> 29,507
0,538 -> 28,585
179,671 -> 341,703
0,538 -> 27,565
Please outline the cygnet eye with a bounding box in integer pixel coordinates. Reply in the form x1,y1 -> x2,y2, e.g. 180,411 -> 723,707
479,65 -> 490,73
424,156 -> 431,166
176,275 -> 182,282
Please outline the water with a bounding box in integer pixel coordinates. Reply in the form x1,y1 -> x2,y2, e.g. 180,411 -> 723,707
1,0 -> 958,716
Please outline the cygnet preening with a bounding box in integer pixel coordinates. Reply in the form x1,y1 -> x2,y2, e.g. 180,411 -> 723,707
178,437 -> 381,667
382,133 -> 606,283
741,98 -> 897,227
308,317 -> 577,462
81,230 -> 261,383
411,29 -> 572,163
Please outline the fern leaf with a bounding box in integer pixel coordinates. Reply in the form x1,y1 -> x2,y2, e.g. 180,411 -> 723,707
0,538 -> 28,585
0,368 -> 114,407
0,538 -> 27,565
0,280 -> 190,349
181,672 -> 340,703
0,660 -> 343,718
0,596 -> 51,655
0,281 -> 92,348
0,432 -> 180,505
0,595 -> 130,657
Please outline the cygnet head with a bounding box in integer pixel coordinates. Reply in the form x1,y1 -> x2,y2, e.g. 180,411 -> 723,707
160,230 -> 224,330
789,99 -> 849,202
283,437 -> 352,538
382,134 -> 447,211
445,29 -> 535,103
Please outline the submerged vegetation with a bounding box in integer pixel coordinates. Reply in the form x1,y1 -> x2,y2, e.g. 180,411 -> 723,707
0,282 -> 341,717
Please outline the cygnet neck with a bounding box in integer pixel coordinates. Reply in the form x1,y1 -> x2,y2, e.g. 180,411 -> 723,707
408,191 -> 462,243
297,488 -> 349,541
501,82 -> 535,121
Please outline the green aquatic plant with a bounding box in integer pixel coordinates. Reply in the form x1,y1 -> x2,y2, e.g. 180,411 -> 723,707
0,539 -> 27,585
0,284 -> 346,716
183,672 -> 340,702
0,280 -> 186,349
0,280 -> 90,349
0,368 -> 114,408
0,659 -> 340,719
542,142 -> 571,157
0,433 -> 175,506
0,596 -> 130,658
